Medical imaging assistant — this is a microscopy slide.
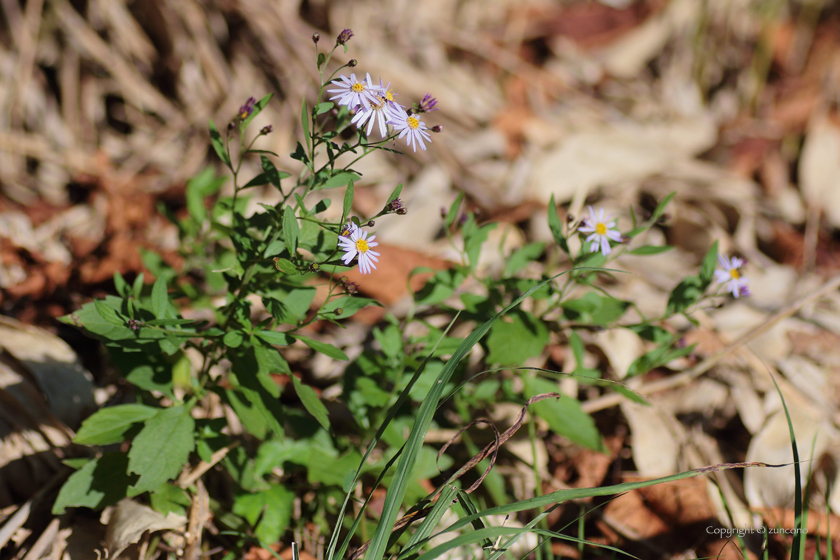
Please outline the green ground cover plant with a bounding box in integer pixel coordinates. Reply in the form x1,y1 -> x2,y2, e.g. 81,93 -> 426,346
53,29 -> 803,559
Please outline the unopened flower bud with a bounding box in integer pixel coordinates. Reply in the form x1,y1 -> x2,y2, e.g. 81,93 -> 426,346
566,213 -> 575,224
334,308 -> 344,316
312,32 -> 320,44
366,220 -> 375,227
260,124 -> 273,135
440,207 -> 447,219
227,120 -> 236,131
310,263 -> 320,272
620,235 -> 630,244
339,275 -> 349,285
336,28 -> 354,46
330,108 -> 339,118
396,208 -> 407,215
348,59 -> 358,68
128,319 -> 140,332
431,125 -> 444,133
345,281 -> 359,295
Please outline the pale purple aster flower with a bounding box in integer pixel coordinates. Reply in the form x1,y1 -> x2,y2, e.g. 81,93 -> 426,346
327,73 -> 382,111
388,104 -> 431,152
351,79 -> 400,138
715,254 -> 749,298
578,206 -> 621,256
338,226 -> 380,274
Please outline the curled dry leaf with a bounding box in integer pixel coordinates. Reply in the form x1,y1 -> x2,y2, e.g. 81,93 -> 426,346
105,499 -> 187,559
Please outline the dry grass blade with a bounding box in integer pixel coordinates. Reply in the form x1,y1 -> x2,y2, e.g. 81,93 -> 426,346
435,418 -> 501,494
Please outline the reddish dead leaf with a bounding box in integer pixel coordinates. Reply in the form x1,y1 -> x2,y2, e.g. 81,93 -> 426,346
603,489 -> 670,539
755,506 -> 840,540
339,244 -> 453,306
525,2 -> 656,50
636,476 -> 717,526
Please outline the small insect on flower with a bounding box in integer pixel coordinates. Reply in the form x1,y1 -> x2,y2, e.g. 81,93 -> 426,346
715,254 -> 750,298
389,104 -> 431,152
578,206 -> 622,256
338,225 -> 380,275
327,73 -> 381,111
340,221 -> 359,238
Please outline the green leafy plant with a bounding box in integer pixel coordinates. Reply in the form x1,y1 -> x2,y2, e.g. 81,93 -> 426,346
54,28 -> 784,560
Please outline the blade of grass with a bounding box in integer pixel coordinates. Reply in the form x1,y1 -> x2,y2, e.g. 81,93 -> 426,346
764,370 -> 805,560
327,313 -> 461,560
363,273 -> 572,560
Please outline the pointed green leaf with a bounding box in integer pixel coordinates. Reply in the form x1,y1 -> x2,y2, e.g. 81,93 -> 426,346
240,93 -> 273,130
209,120 -> 230,167
151,276 -> 168,319
292,335 -> 348,361
94,300 -> 124,326
342,180 -> 354,222
74,404 -> 158,445
301,99 -> 310,141
547,193 -> 570,255
290,375 -> 330,431
283,205 -> 299,256
127,405 -> 195,496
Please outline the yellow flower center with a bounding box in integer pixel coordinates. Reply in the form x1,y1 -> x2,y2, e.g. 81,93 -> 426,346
351,83 -> 364,93
595,223 -> 607,235
356,239 -> 369,253
407,116 -> 419,130
730,269 -> 740,280
341,228 -> 352,237
385,90 -> 394,102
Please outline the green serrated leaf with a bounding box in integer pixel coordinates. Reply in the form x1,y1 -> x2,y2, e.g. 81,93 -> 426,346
293,335 -> 348,361
290,375 -> 330,431
127,404 -> 195,496
74,404 -> 158,445
53,453 -> 136,514
209,120 -> 231,167
151,276 -> 168,319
